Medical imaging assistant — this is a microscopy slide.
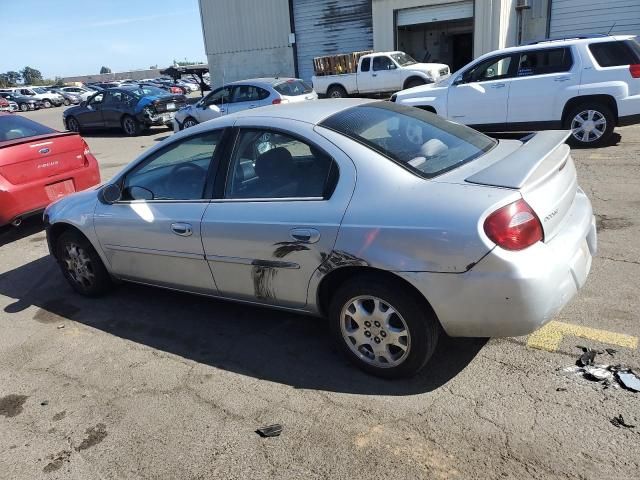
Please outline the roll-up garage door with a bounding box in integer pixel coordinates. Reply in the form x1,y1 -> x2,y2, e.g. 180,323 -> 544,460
292,0 -> 373,81
396,0 -> 473,27
550,0 -> 640,38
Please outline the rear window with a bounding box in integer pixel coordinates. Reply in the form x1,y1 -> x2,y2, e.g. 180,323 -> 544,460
588,38 -> 640,67
0,115 -> 55,142
320,102 -> 496,179
273,79 -> 313,96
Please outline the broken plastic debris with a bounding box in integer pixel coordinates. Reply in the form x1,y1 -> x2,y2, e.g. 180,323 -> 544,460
556,387 -> 567,392
616,372 -> 640,392
256,424 -> 283,438
583,366 -> 613,382
577,348 -> 598,367
57,324 -> 65,329
605,348 -> 617,356
610,415 -> 635,429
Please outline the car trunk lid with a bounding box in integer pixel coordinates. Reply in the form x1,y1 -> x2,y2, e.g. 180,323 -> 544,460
0,132 -> 87,185
153,95 -> 187,113
464,130 -> 577,241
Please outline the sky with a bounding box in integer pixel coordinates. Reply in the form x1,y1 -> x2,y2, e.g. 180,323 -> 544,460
0,0 -> 207,78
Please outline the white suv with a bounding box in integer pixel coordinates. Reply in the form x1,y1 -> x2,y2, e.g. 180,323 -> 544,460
392,35 -> 640,146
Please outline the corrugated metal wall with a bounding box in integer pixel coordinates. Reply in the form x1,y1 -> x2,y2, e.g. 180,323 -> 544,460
396,1 -> 473,27
199,0 -> 292,55
550,0 -> 640,37
293,0 -> 374,81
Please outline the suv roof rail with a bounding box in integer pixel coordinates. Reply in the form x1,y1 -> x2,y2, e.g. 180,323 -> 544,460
526,34 -> 609,45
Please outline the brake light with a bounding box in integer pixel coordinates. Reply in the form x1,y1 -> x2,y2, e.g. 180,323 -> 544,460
81,139 -> 91,167
272,98 -> 290,105
483,199 -> 543,251
630,64 -> 640,78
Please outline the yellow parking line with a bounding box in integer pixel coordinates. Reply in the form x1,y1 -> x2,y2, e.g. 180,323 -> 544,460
527,320 -> 638,352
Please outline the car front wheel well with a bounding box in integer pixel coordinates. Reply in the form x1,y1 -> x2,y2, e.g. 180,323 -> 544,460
317,266 -> 436,319
562,95 -> 618,124
48,223 -> 86,259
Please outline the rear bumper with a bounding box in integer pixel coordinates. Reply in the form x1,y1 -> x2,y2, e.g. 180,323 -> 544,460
0,159 -> 100,227
142,111 -> 175,127
398,188 -> 596,337
617,95 -> 640,124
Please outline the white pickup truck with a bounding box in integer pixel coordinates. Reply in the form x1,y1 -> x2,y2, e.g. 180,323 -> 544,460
312,51 -> 450,98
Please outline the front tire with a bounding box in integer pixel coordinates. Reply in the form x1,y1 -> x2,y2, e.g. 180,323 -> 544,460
66,116 -> 80,133
63,99 -> 70,106
182,117 -> 198,129
564,103 -> 614,147
43,99 -> 52,108
329,275 -> 440,378
55,230 -> 113,296
19,103 -> 28,112
327,85 -> 347,99
121,115 -> 141,136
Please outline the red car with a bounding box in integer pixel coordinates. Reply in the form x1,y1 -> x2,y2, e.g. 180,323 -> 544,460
0,112 -> 101,227
0,96 -> 10,112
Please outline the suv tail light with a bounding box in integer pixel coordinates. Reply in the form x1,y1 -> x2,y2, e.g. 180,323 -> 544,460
630,64 -> 640,78
484,199 -> 543,251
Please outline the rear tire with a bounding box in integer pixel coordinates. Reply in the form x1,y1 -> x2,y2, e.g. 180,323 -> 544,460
20,103 -> 28,112
327,85 -> 348,99
564,103 -> 615,148
121,115 -> 141,136
329,275 -> 440,378
63,99 -> 70,106
55,230 -> 113,296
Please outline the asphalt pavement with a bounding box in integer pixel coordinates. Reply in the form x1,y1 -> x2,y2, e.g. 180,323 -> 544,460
0,106 -> 639,479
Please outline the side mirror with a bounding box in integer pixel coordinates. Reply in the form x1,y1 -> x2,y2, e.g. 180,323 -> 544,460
100,184 -> 122,204
452,75 -> 465,86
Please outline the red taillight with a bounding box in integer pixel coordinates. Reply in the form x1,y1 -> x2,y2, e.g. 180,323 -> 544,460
483,199 -> 543,251
630,64 -> 640,78
272,98 -> 282,104
81,139 -> 91,167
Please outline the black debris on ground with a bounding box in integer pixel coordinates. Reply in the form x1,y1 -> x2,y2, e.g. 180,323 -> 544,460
610,415 -> 635,429
256,424 -> 283,438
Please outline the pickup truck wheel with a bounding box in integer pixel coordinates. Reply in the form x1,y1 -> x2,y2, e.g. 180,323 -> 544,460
329,275 -> 440,378
405,78 -> 426,89
121,115 -> 141,136
43,99 -> 52,108
327,85 -> 347,99
564,103 -> 614,147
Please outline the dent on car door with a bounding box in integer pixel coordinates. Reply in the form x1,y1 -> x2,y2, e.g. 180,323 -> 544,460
201,120 -> 356,308
94,129 -> 227,293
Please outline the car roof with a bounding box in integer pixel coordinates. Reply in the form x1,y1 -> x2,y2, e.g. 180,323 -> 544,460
226,98 -> 375,125
482,34 -> 637,56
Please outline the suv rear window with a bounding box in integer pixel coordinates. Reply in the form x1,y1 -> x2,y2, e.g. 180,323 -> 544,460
589,38 -> 640,67
0,114 -> 55,142
273,80 -> 313,96
320,102 -> 496,179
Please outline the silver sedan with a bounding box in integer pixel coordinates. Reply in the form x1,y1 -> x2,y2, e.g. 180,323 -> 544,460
44,99 -> 596,378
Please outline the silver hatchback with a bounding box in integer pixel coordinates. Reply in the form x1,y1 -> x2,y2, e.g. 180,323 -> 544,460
45,99 -> 596,378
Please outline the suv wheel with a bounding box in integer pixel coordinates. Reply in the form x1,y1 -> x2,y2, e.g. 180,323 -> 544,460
19,103 -> 28,112
43,99 -> 52,108
565,103 -> 614,147
329,275 -> 440,378
55,230 -> 113,296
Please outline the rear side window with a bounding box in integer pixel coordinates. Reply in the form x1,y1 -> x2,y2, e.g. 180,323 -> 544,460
0,115 -> 55,142
589,39 -> 640,67
517,47 -> 573,76
361,58 -> 371,72
321,102 -> 496,179
273,80 -> 313,96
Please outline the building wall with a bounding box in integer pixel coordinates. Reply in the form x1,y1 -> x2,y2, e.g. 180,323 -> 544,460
62,69 -> 163,84
198,0 -> 295,86
521,0 -> 549,43
372,0 -> 518,58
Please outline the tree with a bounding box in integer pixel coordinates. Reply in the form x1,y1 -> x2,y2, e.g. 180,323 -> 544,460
0,71 -> 22,87
100,66 -> 112,74
20,66 -> 43,85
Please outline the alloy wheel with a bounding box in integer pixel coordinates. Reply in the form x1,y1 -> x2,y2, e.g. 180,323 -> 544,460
67,117 -> 79,132
340,295 -> 411,368
123,118 -> 136,135
44,100 -> 52,108
571,109 -> 606,143
330,90 -> 343,99
62,243 -> 95,290
20,103 -> 28,112
183,118 -> 198,129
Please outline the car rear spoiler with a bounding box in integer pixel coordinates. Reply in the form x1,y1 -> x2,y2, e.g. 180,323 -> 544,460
465,130 -> 571,189
0,131 -> 78,150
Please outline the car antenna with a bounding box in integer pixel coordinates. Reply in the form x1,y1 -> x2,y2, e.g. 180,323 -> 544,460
607,22 -> 617,35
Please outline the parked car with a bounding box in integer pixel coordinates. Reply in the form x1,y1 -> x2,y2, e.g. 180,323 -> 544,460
153,78 -> 189,95
85,85 -> 105,92
0,96 -> 10,112
0,92 -> 42,112
45,99 -> 595,378
7,101 -> 18,112
392,34 -> 640,147
312,51 -> 450,98
173,77 -> 318,131
139,81 -> 184,95
1,87 -> 64,108
51,89 -> 82,106
88,82 -> 120,90
0,113 -> 100,227
63,85 -> 187,136
56,86 -> 94,102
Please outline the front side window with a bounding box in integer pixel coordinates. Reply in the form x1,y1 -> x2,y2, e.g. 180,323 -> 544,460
373,56 -> 395,71
88,93 -> 104,105
517,48 -> 573,76
204,87 -> 231,106
104,91 -> 124,105
123,130 -> 222,201
589,38 -> 640,67
225,129 -> 336,199
320,102 -> 496,179
464,55 -> 515,82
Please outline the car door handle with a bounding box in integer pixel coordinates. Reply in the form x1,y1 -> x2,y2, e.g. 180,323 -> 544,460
248,104 -> 258,109
554,77 -> 571,82
290,228 -> 320,244
372,73 -> 377,77
171,223 -> 193,237
490,83 -> 506,89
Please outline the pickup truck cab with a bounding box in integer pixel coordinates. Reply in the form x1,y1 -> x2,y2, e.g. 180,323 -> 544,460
312,51 -> 449,98
393,35 -> 640,147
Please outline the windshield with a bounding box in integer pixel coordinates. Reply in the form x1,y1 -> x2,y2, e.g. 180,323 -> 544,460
0,114 -> 55,142
273,79 -> 313,96
320,102 -> 496,179
390,52 -> 417,67
33,87 -> 47,94
125,86 -> 169,98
